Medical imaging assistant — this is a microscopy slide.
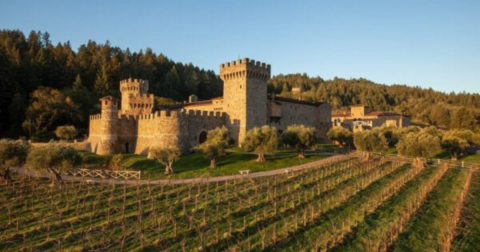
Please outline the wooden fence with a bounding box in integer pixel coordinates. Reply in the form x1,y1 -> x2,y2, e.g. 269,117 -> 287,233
66,168 -> 141,180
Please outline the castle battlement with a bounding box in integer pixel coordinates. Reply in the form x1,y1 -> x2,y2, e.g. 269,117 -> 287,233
220,58 -> 271,81
120,78 -> 149,92
119,114 -> 137,121
90,114 -> 102,120
183,109 -> 225,119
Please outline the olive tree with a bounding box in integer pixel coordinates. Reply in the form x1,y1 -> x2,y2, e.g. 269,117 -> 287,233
0,140 -> 29,184
353,129 -> 388,160
280,125 -> 316,159
441,129 -> 477,160
396,129 -> 441,168
378,126 -> 401,147
327,127 -> 353,148
242,126 -> 278,162
26,142 -> 80,186
149,147 -> 180,174
196,126 -> 229,168
55,125 -> 78,141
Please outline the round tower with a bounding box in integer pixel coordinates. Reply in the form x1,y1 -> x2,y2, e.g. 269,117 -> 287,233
97,96 -> 119,155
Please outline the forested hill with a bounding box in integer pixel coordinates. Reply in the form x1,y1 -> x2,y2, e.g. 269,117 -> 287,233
269,74 -> 480,128
0,30 -> 223,137
0,30 -> 478,138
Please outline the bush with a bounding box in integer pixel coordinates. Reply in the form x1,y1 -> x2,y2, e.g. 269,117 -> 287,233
0,139 -> 29,184
110,154 -> 124,170
55,125 -> 77,141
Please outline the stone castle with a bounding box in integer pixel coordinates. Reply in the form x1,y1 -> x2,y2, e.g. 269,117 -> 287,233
87,58 -> 332,155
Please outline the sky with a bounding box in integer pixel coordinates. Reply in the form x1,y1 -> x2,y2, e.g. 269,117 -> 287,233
1,0 -> 479,94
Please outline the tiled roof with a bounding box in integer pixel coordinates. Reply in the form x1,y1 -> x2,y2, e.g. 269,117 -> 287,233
267,95 -> 324,106
332,111 -> 410,118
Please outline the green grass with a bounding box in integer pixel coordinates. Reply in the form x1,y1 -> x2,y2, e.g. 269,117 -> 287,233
82,149 -> 329,179
459,153 -> 480,164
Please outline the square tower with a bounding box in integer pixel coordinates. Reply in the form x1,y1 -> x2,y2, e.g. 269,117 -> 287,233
220,58 -> 271,144
119,78 -> 154,115
351,105 -> 370,118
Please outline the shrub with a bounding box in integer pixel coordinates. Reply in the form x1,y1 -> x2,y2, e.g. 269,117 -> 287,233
55,125 -> 77,141
0,139 -> 29,184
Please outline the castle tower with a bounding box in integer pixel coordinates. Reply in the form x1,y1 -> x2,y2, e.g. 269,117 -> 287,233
220,58 -> 271,144
119,78 -> 152,114
97,96 -> 119,155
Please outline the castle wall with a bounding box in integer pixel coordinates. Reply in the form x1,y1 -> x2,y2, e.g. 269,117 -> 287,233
87,115 -> 102,153
184,110 -> 225,148
268,100 -> 331,140
117,115 -> 138,153
110,110 -> 226,156
183,99 -> 223,112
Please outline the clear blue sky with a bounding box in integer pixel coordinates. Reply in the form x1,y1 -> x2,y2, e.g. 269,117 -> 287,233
1,0 -> 479,94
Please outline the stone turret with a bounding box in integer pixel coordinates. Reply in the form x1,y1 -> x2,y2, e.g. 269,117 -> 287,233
220,58 -> 271,144
97,96 -> 119,155
120,78 -> 153,114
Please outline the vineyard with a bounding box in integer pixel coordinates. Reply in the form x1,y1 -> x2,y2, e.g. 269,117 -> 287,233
0,154 -> 479,252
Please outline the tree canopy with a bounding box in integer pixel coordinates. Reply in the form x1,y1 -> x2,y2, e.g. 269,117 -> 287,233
149,147 -> 180,174
396,128 -> 441,167
353,129 -> 388,159
196,126 -> 229,168
280,125 -> 316,158
26,142 -> 80,186
55,125 -> 77,141
327,127 -> 353,148
242,126 -> 278,162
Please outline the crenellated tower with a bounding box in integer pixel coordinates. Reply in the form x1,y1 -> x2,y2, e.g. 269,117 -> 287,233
97,96 -> 119,155
220,58 -> 271,144
120,78 -> 154,115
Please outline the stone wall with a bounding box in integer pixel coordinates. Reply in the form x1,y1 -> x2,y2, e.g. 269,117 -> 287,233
184,110 -> 225,149
183,99 -> 224,112
268,100 -> 331,140
87,115 -> 102,153
221,58 -> 271,144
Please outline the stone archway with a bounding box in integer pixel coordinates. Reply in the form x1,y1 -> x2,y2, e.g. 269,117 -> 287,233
198,131 -> 207,144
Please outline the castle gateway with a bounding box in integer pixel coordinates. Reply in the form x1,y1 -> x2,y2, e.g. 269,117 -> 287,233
87,58 -> 332,155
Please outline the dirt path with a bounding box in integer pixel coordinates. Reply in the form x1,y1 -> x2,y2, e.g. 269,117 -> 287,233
11,154 -> 352,185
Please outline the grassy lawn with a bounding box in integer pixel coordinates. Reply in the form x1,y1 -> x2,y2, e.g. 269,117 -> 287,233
82,149 -> 329,179
432,151 -> 480,165
459,154 -> 480,164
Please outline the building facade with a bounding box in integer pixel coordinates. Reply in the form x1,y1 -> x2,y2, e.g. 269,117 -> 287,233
332,105 -> 410,131
87,58 -> 332,155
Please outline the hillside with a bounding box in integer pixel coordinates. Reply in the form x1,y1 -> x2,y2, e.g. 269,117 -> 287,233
269,74 -> 480,127
1,30 -> 479,138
